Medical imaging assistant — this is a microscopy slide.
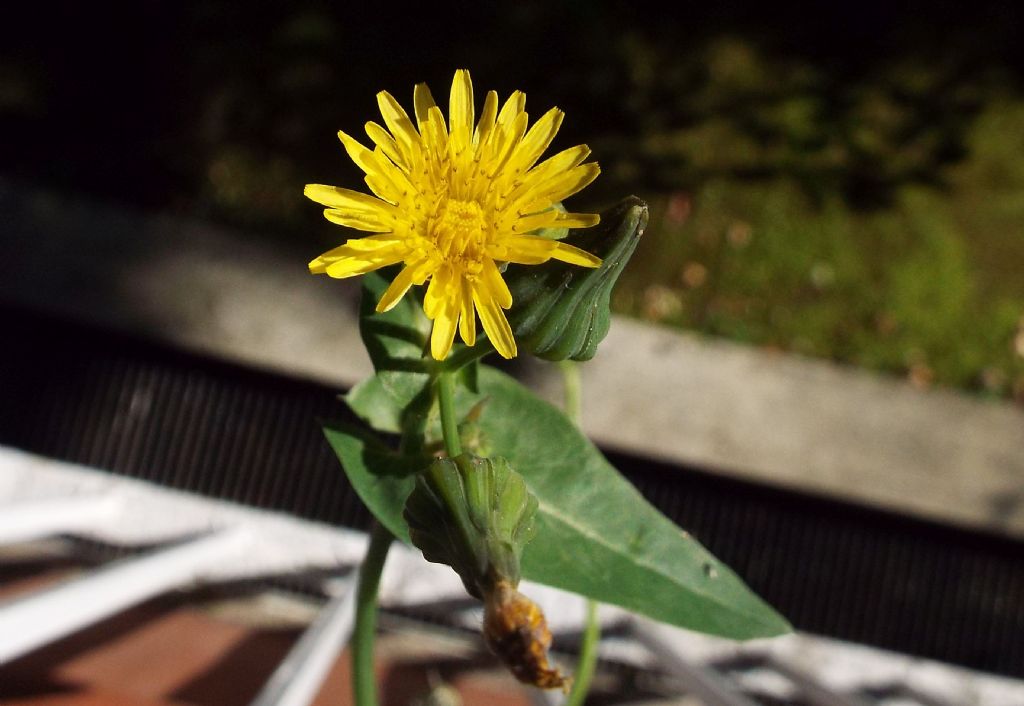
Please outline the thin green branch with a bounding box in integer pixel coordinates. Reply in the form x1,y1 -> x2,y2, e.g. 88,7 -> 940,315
352,522 -> 393,706
560,360 -> 601,706
566,598 -> 600,706
440,336 -> 494,372
437,371 -> 464,458
559,360 -> 583,426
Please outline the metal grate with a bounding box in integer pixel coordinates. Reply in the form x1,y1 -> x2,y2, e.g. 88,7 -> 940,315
1,305 -> 1022,678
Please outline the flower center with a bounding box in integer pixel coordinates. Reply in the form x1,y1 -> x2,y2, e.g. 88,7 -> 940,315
433,199 -> 489,267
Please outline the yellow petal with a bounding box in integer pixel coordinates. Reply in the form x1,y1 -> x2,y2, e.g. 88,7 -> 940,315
550,241 -> 602,267
507,107 -> 563,175
363,174 -> 402,205
309,242 -> 404,278
304,184 -> 395,215
413,82 -> 437,133
448,69 -> 474,154
555,212 -> 601,229
497,235 -> 556,265
530,144 -> 591,178
508,145 -> 591,205
458,277 -> 476,346
337,130 -> 382,177
520,162 -> 601,206
510,211 -> 561,234
337,131 -> 412,204
480,258 -> 513,308
430,287 -> 460,360
376,90 -> 419,155
423,263 -> 454,319
335,233 -> 405,251
323,208 -> 391,233
422,106 -> 449,156
473,286 -> 516,359
488,111 -> 529,175
474,90 -> 498,147
496,90 -> 525,128
364,122 -> 408,171
500,235 -> 600,268
376,259 -> 432,313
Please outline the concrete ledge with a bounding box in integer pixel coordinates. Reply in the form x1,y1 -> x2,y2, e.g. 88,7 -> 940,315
576,318 -> 1024,538
3,179 -> 1023,539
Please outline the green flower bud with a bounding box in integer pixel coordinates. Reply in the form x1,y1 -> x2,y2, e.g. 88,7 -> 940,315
505,197 -> 648,361
403,454 -> 539,599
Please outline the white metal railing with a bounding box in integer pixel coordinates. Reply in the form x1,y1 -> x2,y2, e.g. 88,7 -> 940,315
2,446 -> 1023,706
0,528 -> 248,663
0,495 -> 121,545
248,580 -> 357,706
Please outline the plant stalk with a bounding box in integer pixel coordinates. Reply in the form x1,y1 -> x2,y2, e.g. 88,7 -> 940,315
560,360 -> 583,426
560,360 -> 601,706
437,371 -> 464,458
566,597 -> 600,706
352,521 -> 393,706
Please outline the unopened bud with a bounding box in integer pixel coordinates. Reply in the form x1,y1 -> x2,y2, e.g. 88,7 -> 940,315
506,197 -> 648,361
404,454 -> 569,690
403,454 -> 538,598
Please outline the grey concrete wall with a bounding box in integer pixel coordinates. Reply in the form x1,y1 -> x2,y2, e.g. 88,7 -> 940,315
3,180 -> 1022,539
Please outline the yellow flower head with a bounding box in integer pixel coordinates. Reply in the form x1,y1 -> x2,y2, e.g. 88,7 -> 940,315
305,69 -> 602,360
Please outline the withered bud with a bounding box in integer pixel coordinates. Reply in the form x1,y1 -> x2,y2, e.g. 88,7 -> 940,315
482,578 -> 571,692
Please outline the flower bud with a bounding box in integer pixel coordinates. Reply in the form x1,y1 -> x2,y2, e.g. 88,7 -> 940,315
403,454 -> 538,599
506,197 -> 648,361
404,454 -> 569,691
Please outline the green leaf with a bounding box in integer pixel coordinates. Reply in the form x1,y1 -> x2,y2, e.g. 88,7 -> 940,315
322,422 -> 427,535
344,375 -> 407,435
325,366 -> 789,639
351,271 -> 482,441
356,269 -> 433,406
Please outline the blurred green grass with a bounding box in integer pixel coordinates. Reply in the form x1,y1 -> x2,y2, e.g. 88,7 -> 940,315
608,40 -> 1024,402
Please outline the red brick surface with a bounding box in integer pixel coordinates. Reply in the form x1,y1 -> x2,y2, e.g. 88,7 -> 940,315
0,563 -> 533,706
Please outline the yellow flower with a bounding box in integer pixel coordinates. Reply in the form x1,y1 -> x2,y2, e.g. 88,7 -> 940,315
305,69 -> 602,360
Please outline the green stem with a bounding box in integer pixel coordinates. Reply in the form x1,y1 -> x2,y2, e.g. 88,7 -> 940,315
559,360 -> 583,426
352,522 -> 393,706
440,336 -> 494,372
560,360 -> 600,706
437,371 -> 463,458
566,598 -> 600,706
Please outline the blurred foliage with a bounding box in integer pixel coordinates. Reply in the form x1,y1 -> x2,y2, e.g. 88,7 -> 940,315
611,39 -> 1024,401
2,1 -> 1023,400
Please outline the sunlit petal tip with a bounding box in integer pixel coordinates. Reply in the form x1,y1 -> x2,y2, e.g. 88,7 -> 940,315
413,82 -> 437,128
553,242 -> 602,268
375,296 -> 400,314
557,212 -> 601,229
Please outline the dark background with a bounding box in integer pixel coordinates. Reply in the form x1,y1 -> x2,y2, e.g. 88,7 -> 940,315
3,0 -> 1024,396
